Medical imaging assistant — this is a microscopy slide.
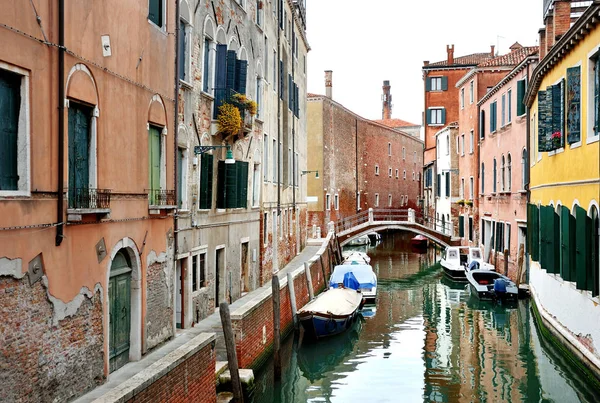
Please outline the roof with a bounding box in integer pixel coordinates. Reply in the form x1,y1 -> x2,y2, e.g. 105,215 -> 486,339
307,93 -> 323,98
477,46 -> 539,68
424,52 -> 493,69
373,118 -> 419,128
478,53 -> 539,106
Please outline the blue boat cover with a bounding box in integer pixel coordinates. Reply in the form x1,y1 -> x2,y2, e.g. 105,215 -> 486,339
330,264 -> 376,290
494,278 -> 508,293
343,272 -> 360,290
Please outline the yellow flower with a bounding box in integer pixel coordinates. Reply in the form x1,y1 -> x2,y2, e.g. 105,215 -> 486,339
217,103 -> 242,136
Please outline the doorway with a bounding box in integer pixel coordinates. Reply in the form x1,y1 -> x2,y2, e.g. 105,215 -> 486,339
241,242 -> 249,294
215,248 -> 224,308
109,251 -> 132,373
176,259 -> 185,328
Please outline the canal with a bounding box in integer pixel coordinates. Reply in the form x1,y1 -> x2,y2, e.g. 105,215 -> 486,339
250,231 -> 600,402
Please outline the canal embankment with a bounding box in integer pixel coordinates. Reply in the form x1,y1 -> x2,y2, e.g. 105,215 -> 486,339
75,232 -> 339,403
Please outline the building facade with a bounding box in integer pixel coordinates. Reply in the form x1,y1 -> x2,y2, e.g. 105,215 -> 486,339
434,124 -> 459,235
0,1 -> 176,401
525,0 -> 600,378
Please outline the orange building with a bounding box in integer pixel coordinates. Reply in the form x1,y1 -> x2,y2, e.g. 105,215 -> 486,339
0,1 -> 176,401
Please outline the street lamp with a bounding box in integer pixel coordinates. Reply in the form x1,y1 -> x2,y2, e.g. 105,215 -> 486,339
301,170 -> 319,179
194,144 -> 235,164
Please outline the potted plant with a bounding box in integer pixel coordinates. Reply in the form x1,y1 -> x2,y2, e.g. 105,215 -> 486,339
217,102 -> 242,138
551,131 -> 562,150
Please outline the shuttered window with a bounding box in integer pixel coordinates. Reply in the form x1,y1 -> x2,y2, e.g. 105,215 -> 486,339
560,205 -> 575,281
516,79 -> 526,116
427,108 -> 445,125
279,60 -> 284,100
216,160 -> 248,209
0,69 -> 21,191
528,204 -> 540,261
214,44 -> 228,118
426,76 -> 448,91
148,0 -> 163,27
199,154 -> 213,209
566,66 -> 581,144
436,174 -> 440,197
459,216 -> 464,238
490,101 -> 497,132
538,90 -> 548,151
444,172 -> 450,197
575,205 -> 592,290
479,110 -> 485,139
493,159 -> 497,193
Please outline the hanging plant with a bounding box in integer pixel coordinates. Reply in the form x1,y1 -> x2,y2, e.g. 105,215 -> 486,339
217,103 -> 242,136
231,93 -> 258,116
246,100 -> 258,116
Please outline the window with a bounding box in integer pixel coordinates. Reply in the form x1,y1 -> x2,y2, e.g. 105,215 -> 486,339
427,108 -> 445,125
0,66 -> 29,195
69,102 -> 97,207
521,149 -> 527,189
469,130 -> 474,154
177,148 -> 188,209
283,209 -> 286,237
469,217 -> 474,241
456,136 -> 460,154
501,93 -> 506,127
334,194 -> 339,210
414,151 -> 417,164
199,153 -> 213,210
263,213 -> 268,245
213,45 -> 248,118
427,76 -> 447,91
589,53 -> 600,142
460,178 -> 464,199
256,0 -> 263,26
505,223 -> 511,253
436,173 -> 441,197
460,88 -> 465,109
272,50 -> 277,87
403,170 -> 406,180
490,101 -> 498,132
388,167 -> 392,178
395,169 -> 399,178
375,193 -> 379,207
326,194 -> 330,210
507,89 -> 512,123
279,141 -> 283,183
493,158 -> 497,193
446,135 -> 449,156
469,177 -> 474,200
507,154 -> 512,191
375,165 -> 379,175
480,110 -> 486,139
481,163 -> 485,194
263,134 -> 269,182
461,134 -> 465,156
517,79 -> 527,116
202,38 -> 214,93
412,171 -> 415,181
216,161 -> 249,209
388,143 -> 392,156
445,172 -> 450,198
501,155 -> 505,191
272,139 -> 277,182
402,147 -> 406,160
264,37 -> 268,82
256,77 -> 262,119
148,0 -> 164,27
388,194 -> 392,207
357,192 -> 361,210
252,163 -> 260,206
179,19 -> 191,82
469,81 -> 474,104
192,254 -> 198,292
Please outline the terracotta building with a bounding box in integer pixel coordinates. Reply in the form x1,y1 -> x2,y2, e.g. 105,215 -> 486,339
0,0 -> 176,401
306,72 -> 424,235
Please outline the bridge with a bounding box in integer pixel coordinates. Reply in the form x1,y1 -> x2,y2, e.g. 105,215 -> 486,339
334,208 -> 460,248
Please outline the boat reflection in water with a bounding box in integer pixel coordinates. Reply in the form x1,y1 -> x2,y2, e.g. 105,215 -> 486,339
297,318 -> 363,382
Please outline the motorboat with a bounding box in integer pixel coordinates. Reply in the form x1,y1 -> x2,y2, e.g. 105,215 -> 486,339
440,246 -> 493,280
297,286 -> 364,339
465,265 -> 518,301
341,251 -> 371,265
346,235 -> 370,246
366,231 -> 382,244
329,264 -> 377,304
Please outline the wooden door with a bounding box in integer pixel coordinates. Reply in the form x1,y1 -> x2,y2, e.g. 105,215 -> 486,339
68,103 -> 91,207
148,125 -> 161,204
109,252 -> 132,373
0,70 -> 20,190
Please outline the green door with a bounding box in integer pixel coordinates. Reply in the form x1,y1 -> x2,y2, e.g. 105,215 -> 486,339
68,103 -> 91,207
109,251 -> 132,373
148,125 -> 161,204
0,70 -> 21,190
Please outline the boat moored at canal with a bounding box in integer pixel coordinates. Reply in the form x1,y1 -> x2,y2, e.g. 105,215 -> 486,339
330,264 -> 377,304
341,251 -> 371,265
440,246 -> 493,280
466,268 -> 518,301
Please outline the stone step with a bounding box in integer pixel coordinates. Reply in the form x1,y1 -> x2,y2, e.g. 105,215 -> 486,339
217,392 -> 234,403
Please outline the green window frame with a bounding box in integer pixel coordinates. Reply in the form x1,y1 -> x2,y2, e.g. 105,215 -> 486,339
148,0 -> 163,27
199,154 -> 213,210
0,69 -> 21,191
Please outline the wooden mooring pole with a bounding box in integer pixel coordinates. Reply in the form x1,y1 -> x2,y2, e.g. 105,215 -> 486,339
304,261 -> 315,300
219,302 -> 244,403
272,275 -> 281,380
287,272 -> 298,330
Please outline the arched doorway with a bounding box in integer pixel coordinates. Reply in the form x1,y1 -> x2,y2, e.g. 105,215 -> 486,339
109,250 -> 132,372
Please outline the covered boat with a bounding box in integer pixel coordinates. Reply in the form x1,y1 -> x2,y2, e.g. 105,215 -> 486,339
341,251 -> 371,265
466,268 -> 518,301
330,264 -> 377,304
297,286 -> 363,339
440,246 -> 493,280
347,235 -> 370,246
410,234 -> 428,248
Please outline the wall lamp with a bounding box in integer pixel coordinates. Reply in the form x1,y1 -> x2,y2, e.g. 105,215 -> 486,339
301,170 -> 319,179
194,145 -> 235,164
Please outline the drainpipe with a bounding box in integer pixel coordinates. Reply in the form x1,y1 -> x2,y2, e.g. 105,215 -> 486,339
275,0 -> 281,272
525,61 -> 531,283
174,0 -> 182,326
292,18 -> 295,209
55,0 -> 65,246
355,119 -> 358,213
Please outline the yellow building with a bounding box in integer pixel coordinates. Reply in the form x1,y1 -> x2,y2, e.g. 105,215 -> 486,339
525,0 -> 600,379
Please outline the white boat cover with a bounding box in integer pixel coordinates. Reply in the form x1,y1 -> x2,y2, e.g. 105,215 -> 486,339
330,264 -> 377,290
298,288 -> 363,317
342,251 -> 371,264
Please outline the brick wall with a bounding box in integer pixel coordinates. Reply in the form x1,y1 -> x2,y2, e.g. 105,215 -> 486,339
233,236 -> 335,370
125,339 -> 215,403
0,276 -> 104,403
146,261 -> 174,352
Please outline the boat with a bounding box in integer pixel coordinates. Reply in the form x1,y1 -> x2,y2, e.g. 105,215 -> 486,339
465,266 -> 518,301
329,264 -> 377,304
440,246 -> 493,280
341,251 -> 371,265
297,286 -> 363,339
410,234 -> 428,248
366,231 -> 382,244
346,235 -> 370,246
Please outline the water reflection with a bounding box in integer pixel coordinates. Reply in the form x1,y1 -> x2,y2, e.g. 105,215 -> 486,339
250,231 -> 600,403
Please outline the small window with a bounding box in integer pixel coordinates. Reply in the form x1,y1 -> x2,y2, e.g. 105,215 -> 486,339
469,177 -> 474,200
428,108 -> 445,125
403,170 -> 406,180
388,143 -> 392,156
334,194 -> 339,210
263,213 -> 268,245
148,0 -> 164,27
507,88 -> 512,124
402,147 -> 406,160
375,193 -> 379,207
430,77 -> 444,91
461,134 -> 465,156
388,194 -> 392,207
469,81 -> 474,104
460,88 -> 465,109
412,171 -> 415,181
375,165 -> 379,175
326,194 -> 331,211
469,130 -> 474,154
395,169 -> 399,178
388,167 -> 392,178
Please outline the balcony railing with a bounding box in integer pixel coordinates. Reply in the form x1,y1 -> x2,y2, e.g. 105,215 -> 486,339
68,188 -> 111,210
213,88 -> 248,120
147,189 -> 176,207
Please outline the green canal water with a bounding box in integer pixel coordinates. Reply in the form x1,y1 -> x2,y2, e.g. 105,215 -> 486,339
250,231 -> 600,402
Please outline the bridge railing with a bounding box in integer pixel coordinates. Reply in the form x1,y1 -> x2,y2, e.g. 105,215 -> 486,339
372,209 -> 408,222
415,212 -> 456,237
335,210 -> 369,233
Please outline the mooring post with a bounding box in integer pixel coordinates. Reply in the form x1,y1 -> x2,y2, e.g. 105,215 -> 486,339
503,249 -> 509,276
287,272 -> 298,330
219,302 -> 244,403
304,261 -> 315,300
272,275 -> 281,380
319,253 -> 327,282
336,236 -> 343,263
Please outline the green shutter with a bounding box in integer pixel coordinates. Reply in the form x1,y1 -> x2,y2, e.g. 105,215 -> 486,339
441,108 -> 446,124
226,50 -> 237,92
575,205 -> 591,290
199,154 -> 213,209
444,172 -> 449,197
459,216 -> 464,238
236,161 -> 248,208
179,20 -> 186,81
538,90 -> 549,151
214,44 -> 228,118
540,206 -> 558,273
436,173 -> 440,197
426,77 -> 432,92
148,125 -> 161,205
528,204 -> 540,261
235,59 -> 248,95
288,74 -> 293,109
426,109 -> 432,125
441,76 -> 448,91
177,148 -> 183,207
517,79 -> 526,116
0,70 -> 21,191
592,212 -> 600,297
553,208 -> 560,272
479,110 -> 485,139
225,161 -> 238,209
560,206 -> 575,281
566,66 -> 581,144
551,82 -> 563,150
217,160 -> 225,209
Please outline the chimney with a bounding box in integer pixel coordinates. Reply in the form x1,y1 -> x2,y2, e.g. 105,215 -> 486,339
447,44 -> 454,65
382,80 -> 392,120
545,14 -> 554,51
553,0 -> 571,43
490,45 -> 495,57
539,28 -> 547,59
423,60 -> 430,66
325,70 -> 332,98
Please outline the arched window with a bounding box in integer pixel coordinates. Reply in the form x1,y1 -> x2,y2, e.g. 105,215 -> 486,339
481,163 -> 485,194
493,158 -> 497,193
521,149 -> 527,189
501,155 -> 506,192
507,153 -> 512,191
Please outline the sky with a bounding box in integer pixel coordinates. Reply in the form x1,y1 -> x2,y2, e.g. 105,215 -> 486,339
305,0 -> 543,125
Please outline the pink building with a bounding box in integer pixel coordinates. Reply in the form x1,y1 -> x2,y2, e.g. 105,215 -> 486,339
478,52 -> 539,279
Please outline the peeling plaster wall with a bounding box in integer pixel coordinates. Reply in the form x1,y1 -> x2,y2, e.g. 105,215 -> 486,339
0,274 -> 104,403
146,251 -> 174,351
